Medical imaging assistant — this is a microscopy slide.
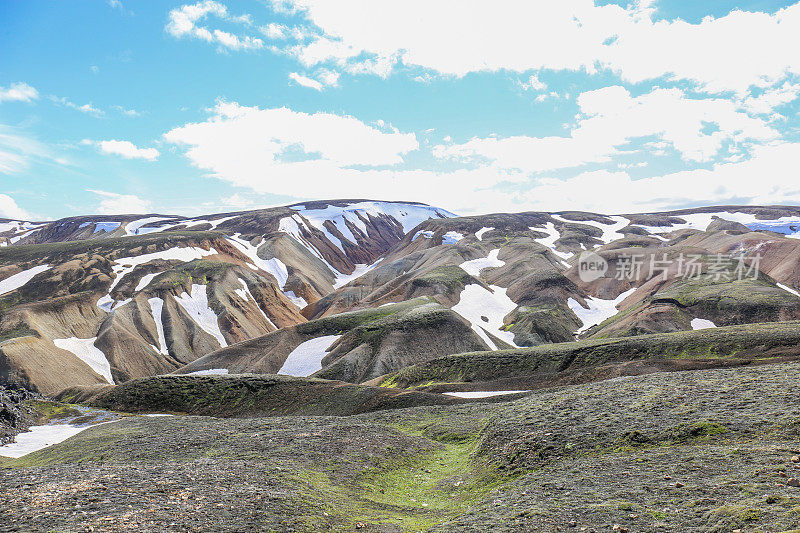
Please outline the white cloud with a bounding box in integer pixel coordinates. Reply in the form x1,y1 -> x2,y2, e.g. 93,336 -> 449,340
162,101 -> 531,209
164,100 -> 417,173
108,0 -> 123,9
515,142 -> 800,213
288,72 -> 323,90
0,125 -> 52,174
51,96 -> 104,116
520,74 -> 546,91
0,195 -> 33,220
88,139 -> 160,161
0,82 -> 39,103
219,193 -> 256,209
261,22 -> 288,39
741,81 -> 800,116
316,68 -> 340,87
270,0 -> 800,97
112,105 -> 142,117
166,1 -> 264,51
88,189 -> 153,215
434,86 -> 777,172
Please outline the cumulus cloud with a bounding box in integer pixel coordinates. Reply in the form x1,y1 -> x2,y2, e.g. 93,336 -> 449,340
434,86 -> 777,173
163,100 -> 418,178
0,194 -> 33,220
87,139 -> 160,161
161,101 -> 538,210
166,1 -> 264,51
88,189 -> 153,215
267,0 -> 800,98
0,82 -> 39,103
515,142 -> 800,213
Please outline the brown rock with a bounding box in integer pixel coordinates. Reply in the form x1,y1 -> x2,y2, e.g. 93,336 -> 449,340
787,477 -> 800,487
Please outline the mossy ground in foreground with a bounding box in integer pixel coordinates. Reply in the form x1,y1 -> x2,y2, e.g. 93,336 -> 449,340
4,362 -> 800,531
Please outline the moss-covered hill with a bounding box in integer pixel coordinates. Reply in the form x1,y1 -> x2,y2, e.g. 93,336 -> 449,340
3,361 -> 800,531
375,320 -> 800,390
57,373 -> 463,417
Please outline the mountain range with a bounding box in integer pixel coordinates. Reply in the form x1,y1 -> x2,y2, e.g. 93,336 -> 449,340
5,199 -> 800,531
3,200 -> 800,395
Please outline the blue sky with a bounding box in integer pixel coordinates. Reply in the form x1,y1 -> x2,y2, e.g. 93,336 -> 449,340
1,0 -> 799,220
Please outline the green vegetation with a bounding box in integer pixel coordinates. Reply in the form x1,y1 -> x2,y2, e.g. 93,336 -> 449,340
379,320 -> 800,388
411,265 -> 473,293
0,230 -> 221,264
0,325 -> 37,343
297,297 -> 434,336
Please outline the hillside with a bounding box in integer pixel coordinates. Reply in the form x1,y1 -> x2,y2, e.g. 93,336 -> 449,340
3,361 -> 800,531
4,200 -> 800,531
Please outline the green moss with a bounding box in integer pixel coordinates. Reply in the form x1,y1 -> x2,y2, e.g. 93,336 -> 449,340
0,230 -> 221,265
385,320 -> 800,388
297,298 -> 432,336
411,266 -> 472,293
0,325 -> 37,343
23,399 -> 84,423
357,438 -> 509,530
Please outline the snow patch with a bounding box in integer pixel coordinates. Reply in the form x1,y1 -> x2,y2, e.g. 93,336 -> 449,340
474,227 -> 494,241
53,337 -> 114,384
148,297 -> 169,355
460,249 -> 504,277
277,335 -> 341,377
552,214 -> 629,245
412,230 -> 435,241
187,368 -> 229,376
442,231 -> 464,244
531,223 -> 573,263
291,200 -> 456,234
135,271 -> 164,292
124,216 -> 178,236
80,221 -> 120,233
630,211 -> 800,236
568,288 -> 636,335
777,282 -> 800,297
98,246 -> 216,311
333,260 -> 382,289
227,234 -> 288,289
452,284 -> 518,350
444,390 -> 529,398
690,318 -> 717,330
0,265 -> 51,296
174,284 -> 228,348
283,290 -> 307,308
235,278 -> 276,329
0,423 -> 101,458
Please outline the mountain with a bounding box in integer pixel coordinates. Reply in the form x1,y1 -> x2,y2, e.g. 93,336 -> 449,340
0,200 -> 454,394
3,200 -> 800,396
6,200 -> 800,532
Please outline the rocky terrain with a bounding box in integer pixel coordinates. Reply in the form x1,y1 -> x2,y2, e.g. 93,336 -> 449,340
2,362 -> 800,531
0,384 -> 37,445
3,200 -> 800,531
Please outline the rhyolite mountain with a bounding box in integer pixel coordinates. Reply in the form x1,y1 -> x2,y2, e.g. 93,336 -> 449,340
3,200 -> 800,395
6,200 -> 800,532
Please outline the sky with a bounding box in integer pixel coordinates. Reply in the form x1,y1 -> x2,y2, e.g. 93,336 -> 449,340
1,0 -> 800,221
